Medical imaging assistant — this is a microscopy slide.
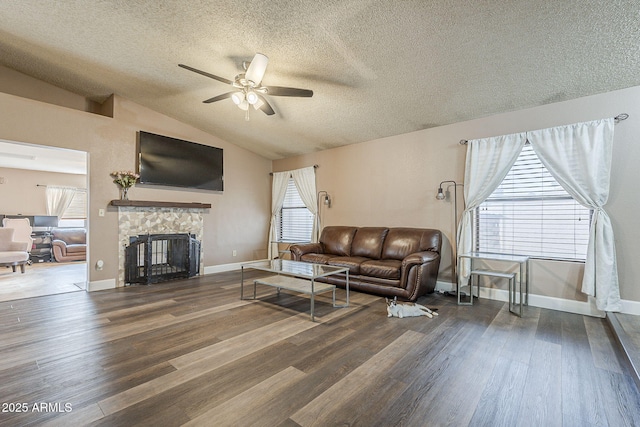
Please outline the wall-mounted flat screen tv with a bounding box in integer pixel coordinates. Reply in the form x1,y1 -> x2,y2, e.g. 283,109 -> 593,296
137,131 -> 223,191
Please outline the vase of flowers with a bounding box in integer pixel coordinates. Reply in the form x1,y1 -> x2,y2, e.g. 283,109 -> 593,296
110,171 -> 139,200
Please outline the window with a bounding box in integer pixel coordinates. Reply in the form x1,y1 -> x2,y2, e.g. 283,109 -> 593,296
474,144 -> 591,260
62,189 -> 87,220
278,179 -> 313,242
56,189 -> 87,228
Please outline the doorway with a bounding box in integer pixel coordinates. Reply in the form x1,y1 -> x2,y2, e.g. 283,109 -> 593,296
0,139 -> 88,302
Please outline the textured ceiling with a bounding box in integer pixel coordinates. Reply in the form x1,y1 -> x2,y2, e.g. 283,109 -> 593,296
0,1 -> 639,160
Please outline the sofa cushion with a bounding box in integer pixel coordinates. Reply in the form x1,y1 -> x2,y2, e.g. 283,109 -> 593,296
52,228 -> 86,245
300,253 -> 333,264
327,256 -> 371,274
320,226 -> 357,256
381,228 -> 423,260
351,227 -> 389,259
0,251 -> 29,263
360,259 -> 402,280
65,244 -> 86,254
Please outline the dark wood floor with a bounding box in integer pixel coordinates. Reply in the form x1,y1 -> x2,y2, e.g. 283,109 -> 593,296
1,270 -> 639,426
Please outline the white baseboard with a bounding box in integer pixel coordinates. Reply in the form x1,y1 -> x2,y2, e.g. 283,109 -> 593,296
473,287 -> 640,318
203,259 -> 268,275
87,278 -> 116,292
435,280 -> 455,292
436,281 -> 605,317
536,294 -> 604,317
86,262 -> 261,291
619,299 -> 640,316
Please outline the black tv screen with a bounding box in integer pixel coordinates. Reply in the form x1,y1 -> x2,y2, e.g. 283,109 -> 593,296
137,131 -> 223,191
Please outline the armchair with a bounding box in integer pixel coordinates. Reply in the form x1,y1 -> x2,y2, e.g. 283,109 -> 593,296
2,218 -> 33,255
0,228 -> 30,273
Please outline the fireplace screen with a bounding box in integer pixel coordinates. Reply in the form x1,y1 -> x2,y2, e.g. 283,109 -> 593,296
125,233 -> 200,285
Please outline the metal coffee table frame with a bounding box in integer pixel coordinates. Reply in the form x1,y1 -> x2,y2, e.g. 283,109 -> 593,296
241,259 -> 350,321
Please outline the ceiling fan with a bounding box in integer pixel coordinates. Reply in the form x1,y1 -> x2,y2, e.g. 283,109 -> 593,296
179,53 -> 313,120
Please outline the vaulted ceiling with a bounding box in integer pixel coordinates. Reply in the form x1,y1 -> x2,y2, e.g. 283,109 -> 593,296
0,1 -> 639,160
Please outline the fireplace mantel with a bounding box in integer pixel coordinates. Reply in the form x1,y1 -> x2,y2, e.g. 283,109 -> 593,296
110,200 -> 211,209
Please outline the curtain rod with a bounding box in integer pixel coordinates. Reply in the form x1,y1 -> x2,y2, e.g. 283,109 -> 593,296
458,113 -> 629,145
269,164 -> 318,176
36,184 -> 86,191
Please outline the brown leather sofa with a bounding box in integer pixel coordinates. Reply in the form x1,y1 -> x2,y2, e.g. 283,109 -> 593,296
290,226 -> 441,301
52,228 -> 87,262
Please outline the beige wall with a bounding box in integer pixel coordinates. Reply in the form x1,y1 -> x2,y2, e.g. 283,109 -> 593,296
0,167 -> 86,215
0,74 -> 272,286
274,85 -> 640,305
0,65 -> 98,113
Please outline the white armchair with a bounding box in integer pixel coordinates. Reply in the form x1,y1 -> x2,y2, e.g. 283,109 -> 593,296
0,228 -> 30,273
2,218 -> 34,254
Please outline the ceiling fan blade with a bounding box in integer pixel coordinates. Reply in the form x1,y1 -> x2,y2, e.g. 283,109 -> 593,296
178,64 -> 233,85
265,86 -> 313,97
245,53 -> 269,85
203,92 -> 235,103
255,94 -> 275,115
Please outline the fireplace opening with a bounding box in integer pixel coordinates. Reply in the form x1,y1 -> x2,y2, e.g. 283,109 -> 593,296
125,233 -> 200,285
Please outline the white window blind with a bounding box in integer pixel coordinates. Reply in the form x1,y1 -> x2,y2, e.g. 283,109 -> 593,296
474,144 -> 591,260
62,189 -> 87,219
278,178 -> 313,242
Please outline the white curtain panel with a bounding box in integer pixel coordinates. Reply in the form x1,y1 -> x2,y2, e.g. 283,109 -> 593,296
267,171 -> 290,259
45,186 -> 77,218
291,166 -> 319,242
529,118 -> 620,311
458,133 -> 526,288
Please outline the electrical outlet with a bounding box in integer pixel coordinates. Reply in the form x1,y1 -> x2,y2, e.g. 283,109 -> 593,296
232,250 -> 237,257
98,208 -> 105,217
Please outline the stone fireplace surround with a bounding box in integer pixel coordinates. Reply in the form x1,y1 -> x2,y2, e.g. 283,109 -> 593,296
112,200 -> 211,286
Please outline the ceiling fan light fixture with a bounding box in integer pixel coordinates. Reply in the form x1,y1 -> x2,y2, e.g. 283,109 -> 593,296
238,100 -> 249,111
245,53 -> 269,85
246,90 -> 259,105
252,97 -> 264,110
231,91 -> 244,105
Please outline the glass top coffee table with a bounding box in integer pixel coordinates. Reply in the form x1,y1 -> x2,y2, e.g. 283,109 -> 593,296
241,259 -> 350,321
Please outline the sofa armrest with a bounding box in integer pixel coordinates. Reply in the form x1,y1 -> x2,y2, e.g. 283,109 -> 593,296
400,250 -> 441,300
290,243 -> 323,260
402,250 -> 440,268
52,239 -> 68,255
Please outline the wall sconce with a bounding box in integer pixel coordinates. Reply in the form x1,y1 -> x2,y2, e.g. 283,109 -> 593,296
436,180 -> 458,202
317,191 -> 331,208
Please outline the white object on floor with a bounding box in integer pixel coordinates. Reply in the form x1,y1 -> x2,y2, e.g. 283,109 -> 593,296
385,297 -> 438,319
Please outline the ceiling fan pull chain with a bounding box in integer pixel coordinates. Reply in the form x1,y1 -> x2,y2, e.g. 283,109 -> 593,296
245,108 -> 250,121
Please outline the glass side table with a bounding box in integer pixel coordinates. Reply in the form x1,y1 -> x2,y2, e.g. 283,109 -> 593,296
457,252 -> 530,316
